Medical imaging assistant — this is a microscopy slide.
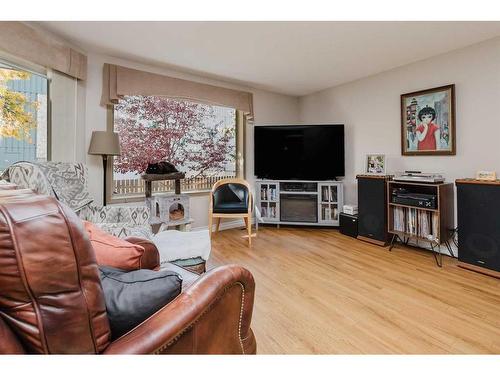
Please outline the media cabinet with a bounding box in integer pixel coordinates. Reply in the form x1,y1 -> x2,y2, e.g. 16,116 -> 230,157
255,180 -> 343,226
387,180 -> 455,267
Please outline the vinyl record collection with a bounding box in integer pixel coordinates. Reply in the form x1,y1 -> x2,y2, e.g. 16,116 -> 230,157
392,206 -> 439,241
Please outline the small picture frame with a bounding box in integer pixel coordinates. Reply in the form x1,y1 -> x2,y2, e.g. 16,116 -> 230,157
365,154 -> 386,175
476,171 -> 496,181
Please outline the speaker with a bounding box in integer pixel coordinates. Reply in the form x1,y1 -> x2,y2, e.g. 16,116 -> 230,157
456,181 -> 500,274
357,175 -> 390,246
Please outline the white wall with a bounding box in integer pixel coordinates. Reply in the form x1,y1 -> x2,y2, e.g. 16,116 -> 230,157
299,37 -> 500,218
84,53 -> 299,228
76,34 -> 500,232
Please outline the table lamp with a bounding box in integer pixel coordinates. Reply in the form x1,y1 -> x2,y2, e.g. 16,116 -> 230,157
88,131 -> 121,205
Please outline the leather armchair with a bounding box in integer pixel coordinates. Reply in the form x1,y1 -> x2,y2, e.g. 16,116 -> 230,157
0,191 -> 256,354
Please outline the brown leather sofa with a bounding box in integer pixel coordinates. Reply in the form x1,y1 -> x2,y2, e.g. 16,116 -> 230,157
0,190 -> 256,354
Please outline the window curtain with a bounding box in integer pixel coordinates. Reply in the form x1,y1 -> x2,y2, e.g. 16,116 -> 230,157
49,71 -> 80,162
239,112 -> 254,178
101,63 -> 254,117
0,22 -> 87,80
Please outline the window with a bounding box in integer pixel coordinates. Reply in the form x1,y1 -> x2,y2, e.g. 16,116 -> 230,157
0,60 -> 49,171
112,95 -> 241,199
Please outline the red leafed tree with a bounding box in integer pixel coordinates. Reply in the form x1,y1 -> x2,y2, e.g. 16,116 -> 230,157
114,96 -> 235,176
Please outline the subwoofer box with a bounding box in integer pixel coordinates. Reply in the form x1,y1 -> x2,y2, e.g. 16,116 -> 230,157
339,212 -> 358,238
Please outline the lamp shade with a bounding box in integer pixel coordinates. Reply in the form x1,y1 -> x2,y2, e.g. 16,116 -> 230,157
88,131 -> 121,156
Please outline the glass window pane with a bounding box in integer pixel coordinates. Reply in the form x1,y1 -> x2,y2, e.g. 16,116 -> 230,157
0,62 -> 48,172
113,96 -> 237,196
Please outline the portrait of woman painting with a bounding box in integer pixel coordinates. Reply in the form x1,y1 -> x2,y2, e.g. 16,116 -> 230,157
401,84 -> 455,155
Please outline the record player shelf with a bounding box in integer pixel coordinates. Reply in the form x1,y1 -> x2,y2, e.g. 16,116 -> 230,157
387,181 -> 455,267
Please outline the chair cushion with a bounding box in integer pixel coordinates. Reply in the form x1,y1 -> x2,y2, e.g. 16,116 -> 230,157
213,183 -> 249,214
84,221 -> 151,271
98,266 -> 182,339
213,201 -> 249,213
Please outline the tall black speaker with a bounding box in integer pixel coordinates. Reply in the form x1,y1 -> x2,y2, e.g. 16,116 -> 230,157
356,175 -> 391,246
456,179 -> 500,277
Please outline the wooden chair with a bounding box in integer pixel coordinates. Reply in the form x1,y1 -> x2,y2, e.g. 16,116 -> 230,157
209,178 -> 254,246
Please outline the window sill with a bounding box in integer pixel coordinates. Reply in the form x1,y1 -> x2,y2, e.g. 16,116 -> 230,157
109,189 -> 211,205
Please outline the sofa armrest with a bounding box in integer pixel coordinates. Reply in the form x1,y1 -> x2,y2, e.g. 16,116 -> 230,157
102,264 -> 256,354
124,236 -> 160,270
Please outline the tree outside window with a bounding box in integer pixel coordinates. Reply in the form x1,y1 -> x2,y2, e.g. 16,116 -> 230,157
0,62 -> 48,171
113,96 -> 237,196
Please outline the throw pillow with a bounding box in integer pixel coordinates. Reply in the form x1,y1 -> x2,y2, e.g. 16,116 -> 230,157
84,221 -> 146,270
98,266 -> 182,339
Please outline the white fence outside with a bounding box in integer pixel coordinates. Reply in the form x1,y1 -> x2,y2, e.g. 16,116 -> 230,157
113,174 -> 236,196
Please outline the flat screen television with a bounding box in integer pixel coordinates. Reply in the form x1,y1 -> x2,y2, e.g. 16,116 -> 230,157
254,124 -> 345,180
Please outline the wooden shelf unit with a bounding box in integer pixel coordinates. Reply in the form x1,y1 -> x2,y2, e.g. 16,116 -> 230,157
388,202 -> 438,212
386,181 -> 455,266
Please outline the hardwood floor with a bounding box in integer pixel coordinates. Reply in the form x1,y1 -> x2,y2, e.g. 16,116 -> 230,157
208,226 -> 500,354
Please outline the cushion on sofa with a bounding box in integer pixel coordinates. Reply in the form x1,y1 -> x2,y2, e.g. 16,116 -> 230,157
98,266 -> 182,339
84,221 -> 151,270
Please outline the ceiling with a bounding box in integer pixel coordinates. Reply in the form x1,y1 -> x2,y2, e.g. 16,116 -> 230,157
39,21 -> 500,96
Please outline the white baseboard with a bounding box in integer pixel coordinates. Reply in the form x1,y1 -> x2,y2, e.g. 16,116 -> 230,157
192,217 -> 256,232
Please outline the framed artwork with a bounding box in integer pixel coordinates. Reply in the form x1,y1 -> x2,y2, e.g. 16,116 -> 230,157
401,84 -> 456,156
365,154 -> 386,174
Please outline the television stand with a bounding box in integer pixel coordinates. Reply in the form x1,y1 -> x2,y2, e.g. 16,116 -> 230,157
255,179 -> 343,227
